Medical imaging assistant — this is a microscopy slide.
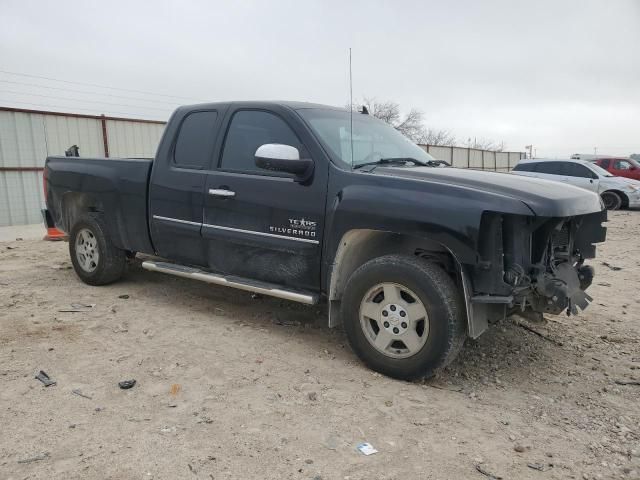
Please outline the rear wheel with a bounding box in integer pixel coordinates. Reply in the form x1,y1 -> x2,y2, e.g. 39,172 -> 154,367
341,254 -> 466,380
69,214 -> 126,285
601,191 -> 622,210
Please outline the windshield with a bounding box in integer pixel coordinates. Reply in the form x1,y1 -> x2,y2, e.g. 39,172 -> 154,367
588,163 -> 614,177
297,108 -> 435,169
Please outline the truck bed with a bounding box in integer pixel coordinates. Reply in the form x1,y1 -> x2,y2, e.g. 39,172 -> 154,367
45,156 -> 155,254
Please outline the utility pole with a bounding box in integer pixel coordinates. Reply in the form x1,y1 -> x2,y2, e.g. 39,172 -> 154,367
594,147 -> 598,156
525,145 -> 533,159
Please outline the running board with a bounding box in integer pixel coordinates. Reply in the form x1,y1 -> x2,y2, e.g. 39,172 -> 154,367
141,260 -> 318,305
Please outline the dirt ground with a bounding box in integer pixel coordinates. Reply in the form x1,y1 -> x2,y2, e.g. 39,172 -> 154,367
1,212 -> 638,480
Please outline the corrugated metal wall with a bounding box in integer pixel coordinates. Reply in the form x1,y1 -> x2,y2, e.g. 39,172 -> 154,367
421,145 -> 525,172
106,119 -> 165,158
0,108 -> 165,226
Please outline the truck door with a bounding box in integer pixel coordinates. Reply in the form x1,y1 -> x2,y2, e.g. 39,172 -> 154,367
202,106 -> 327,291
148,109 -> 223,266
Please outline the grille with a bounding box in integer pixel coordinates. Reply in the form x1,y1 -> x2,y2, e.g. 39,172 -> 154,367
552,223 -> 570,248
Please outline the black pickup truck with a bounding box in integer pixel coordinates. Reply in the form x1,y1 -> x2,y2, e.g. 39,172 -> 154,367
44,101 -> 607,379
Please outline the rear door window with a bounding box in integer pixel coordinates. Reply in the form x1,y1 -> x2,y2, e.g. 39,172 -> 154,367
173,111 -> 219,169
600,159 -> 610,169
535,161 -> 564,175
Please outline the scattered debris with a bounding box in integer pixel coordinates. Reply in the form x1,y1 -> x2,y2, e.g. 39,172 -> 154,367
614,379 -> 640,386
17,452 -> 49,464
513,318 -> 564,346
601,261 -> 622,271
475,463 -> 502,479
323,435 -> 339,450
52,263 -> 72,270
307,391 -> 318,401
273,317 -> 301,327
6,245 -> 16,250
422,382 -> 465,394
118,294 -> 130,299
251,293 -> 263,300
514,444 -> 527,453
527,462 -> 551,472
170,384 -> 181,396
118,379 -> 136,389
384,400 -> 393,407
71,388 -> 92,399
597,282 -> 611,287
356,442 -> 378,455
35,370 -> 56,387
112,323 -> 128,333
58,303 -> 96,313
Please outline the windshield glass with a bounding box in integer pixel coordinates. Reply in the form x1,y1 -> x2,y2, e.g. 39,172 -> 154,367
588,163 -> 614,177
297,108 -> 435,169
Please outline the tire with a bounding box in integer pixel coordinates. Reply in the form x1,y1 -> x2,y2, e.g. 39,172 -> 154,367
69,213 -> 126,286
341,254 -> 466,380
601,191 -> 622,210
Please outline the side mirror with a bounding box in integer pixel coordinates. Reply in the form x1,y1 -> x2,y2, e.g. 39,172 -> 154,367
255,144 -> 314,181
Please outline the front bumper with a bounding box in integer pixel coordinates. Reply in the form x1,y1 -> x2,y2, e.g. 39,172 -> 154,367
626,191 -> 640,208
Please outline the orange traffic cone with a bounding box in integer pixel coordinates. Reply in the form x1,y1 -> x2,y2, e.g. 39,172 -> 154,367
44,227 -> 67,241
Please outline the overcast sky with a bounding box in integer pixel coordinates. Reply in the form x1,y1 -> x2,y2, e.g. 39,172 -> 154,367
1,0 -> 638,157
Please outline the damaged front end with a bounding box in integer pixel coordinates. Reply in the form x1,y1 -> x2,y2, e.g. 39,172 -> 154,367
467,209 -> 607,336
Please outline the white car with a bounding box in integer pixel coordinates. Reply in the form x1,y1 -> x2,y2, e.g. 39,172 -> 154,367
512,158 -> 640,210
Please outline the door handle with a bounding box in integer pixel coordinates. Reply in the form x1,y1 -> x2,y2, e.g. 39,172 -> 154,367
209,188 -> 236,198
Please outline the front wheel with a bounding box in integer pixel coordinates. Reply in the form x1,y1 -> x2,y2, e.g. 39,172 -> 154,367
69,214 -> 126,285
601,191 -> 622,210
341,254 -> 466,380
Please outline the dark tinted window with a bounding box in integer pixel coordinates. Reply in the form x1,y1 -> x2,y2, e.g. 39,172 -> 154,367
173,111 -> 218,169
535,161 -> 564,175
565,163 -> 595,178
600,159 -> 610,169
513,162 -> 537,172
220,110 -> 302,174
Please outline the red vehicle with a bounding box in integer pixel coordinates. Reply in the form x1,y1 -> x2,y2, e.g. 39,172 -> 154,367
593,157 -> 640,181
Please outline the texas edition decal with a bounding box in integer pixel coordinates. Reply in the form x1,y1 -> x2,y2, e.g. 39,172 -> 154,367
270,218 -> 317,239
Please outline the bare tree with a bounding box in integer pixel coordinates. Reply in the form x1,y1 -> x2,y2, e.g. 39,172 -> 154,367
354,97 -> 454,145
466,137 -> 505,152
417,128 -> 456,147
351,97 -> 506,151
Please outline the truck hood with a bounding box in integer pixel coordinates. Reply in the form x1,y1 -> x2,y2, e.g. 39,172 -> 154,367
370,166 -> 603,217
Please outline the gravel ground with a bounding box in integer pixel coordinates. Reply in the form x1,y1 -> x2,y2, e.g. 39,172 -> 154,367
1,212 -> 639,480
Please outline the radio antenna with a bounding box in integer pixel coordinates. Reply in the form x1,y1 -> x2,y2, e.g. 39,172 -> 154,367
349,47 -> 354,169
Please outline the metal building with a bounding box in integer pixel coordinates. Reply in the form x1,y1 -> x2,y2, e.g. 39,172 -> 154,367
0,107 -> 166,226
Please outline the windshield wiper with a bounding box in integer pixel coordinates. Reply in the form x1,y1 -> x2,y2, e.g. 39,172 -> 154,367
353,157 -> 429,170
